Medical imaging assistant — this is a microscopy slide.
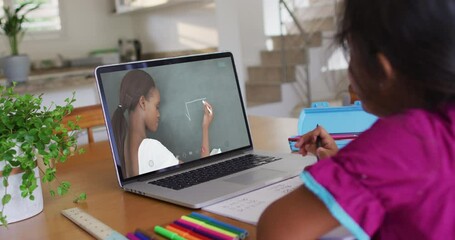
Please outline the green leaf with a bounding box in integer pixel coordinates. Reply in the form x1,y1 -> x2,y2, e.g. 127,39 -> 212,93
2,194 -> 11,205
62,148 -> 70,156
43,167 -> 56,182
62,181 -> 70,189
1,165 -> 12,177
0,84 -> 81,226
57,181 -> 71,196
78,148 -> 86,154
73,193 -> 87,203
0,212 -> 7,228
67,121 -> 75,130
3,150 -> 15,162
2,178 -> 8,187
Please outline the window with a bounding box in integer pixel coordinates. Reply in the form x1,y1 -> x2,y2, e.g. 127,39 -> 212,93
1,0 -> 61,33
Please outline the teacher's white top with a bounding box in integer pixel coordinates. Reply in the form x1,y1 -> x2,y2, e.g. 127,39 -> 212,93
138,139 -> 179,174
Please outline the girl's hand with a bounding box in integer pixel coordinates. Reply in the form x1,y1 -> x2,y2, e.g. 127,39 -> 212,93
202,100 -> 214,128
295,125 -> 338,159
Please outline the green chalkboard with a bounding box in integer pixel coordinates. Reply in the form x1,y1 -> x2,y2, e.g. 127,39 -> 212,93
100,57 -> 250,162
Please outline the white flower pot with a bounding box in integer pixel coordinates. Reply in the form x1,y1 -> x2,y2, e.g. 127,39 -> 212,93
1,55 -> 31,84
0,159 -> 43,225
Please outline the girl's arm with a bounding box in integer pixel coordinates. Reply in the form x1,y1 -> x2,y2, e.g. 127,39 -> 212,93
201,101 -> 214,157
257,185 -> 340,240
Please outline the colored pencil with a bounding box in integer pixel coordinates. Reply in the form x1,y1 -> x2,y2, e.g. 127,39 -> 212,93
174,219 -> 235,240
189,212 -> 248,239
134,229 -> 155,240
168,223 -> 211,240
181,215 -> 238,239
288,132 -> 360,142
154,225 -> 186,240
166,225 -> 204,240
126,232 -> 141,240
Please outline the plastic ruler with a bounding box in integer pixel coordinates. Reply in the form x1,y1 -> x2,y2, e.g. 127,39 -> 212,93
61,207 -> 128,240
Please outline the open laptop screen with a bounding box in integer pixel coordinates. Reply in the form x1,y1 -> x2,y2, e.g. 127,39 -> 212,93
95,52 -> 252,180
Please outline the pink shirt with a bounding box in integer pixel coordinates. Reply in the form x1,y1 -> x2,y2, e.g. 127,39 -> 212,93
302,105 -> 455,240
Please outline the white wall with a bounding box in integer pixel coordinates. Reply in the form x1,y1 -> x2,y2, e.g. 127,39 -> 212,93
131,1 -> 218,54
1,0 -> 135,61
1,0 -> 218,61
237,0 -> 267,73
215,0 -> 267,100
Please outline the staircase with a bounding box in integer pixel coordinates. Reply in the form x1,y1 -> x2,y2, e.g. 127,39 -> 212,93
246,0 -> 342,110
246,32 -> 322,106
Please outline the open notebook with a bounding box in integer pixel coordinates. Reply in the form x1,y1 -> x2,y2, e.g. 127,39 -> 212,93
203,176 -> 354,239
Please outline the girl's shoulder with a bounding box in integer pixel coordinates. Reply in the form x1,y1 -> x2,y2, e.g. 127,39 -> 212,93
336,105 -> 455,173
372,105 -> 455,137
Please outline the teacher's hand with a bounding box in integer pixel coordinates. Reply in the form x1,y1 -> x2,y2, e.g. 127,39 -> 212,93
202,100 -> 214,128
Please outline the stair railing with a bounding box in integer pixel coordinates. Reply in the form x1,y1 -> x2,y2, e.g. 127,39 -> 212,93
278,0 -> 338,107
279,0 -> 312,106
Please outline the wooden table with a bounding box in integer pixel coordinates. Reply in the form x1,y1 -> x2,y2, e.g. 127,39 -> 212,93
0,115 -> 299,239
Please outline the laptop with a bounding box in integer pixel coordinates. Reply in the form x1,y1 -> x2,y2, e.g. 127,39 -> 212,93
94,51 -> 316,208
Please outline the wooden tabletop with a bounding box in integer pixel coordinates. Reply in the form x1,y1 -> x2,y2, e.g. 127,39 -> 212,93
0,115 -> 299,239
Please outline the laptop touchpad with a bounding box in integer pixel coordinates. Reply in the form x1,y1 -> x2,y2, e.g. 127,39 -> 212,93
223,168 -> 284,185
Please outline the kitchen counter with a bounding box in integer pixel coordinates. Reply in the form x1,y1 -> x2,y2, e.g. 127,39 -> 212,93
1,66 -> 101,109
1,66 -> 95,94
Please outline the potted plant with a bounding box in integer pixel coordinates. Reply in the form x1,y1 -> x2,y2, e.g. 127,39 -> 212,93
0,1 -> 39,84
0,84 -> 86,226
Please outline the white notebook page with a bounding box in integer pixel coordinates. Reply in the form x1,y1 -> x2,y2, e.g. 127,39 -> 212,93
202,176 -> 355,239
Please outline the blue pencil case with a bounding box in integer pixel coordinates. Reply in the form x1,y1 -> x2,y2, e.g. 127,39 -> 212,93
289,101 -> 378,152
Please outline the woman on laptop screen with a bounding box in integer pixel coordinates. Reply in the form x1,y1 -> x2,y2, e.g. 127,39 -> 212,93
112,70 -> 214,178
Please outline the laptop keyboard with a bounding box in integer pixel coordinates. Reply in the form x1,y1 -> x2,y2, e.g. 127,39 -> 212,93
149,154 -> 281,190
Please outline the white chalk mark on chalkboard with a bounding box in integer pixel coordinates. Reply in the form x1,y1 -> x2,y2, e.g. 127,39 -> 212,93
185,97 -> 206,121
